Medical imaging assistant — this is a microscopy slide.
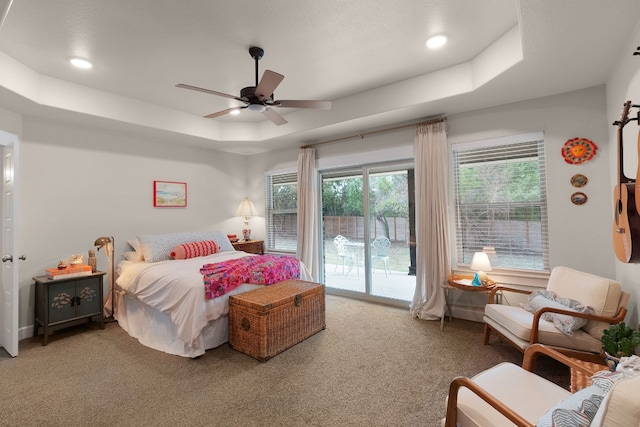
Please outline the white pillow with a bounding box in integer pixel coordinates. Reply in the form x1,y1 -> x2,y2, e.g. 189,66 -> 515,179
121,251 -> 140,262
522,290 -> 594,335
137,231 -> 235,263
126,239 -> 145,262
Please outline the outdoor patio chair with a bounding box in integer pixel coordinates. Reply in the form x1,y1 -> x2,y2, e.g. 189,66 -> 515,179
371,236 -> 391,277
333,235 -> 355,275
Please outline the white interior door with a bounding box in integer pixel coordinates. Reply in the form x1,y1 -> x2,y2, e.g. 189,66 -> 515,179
0,130 -> 19,357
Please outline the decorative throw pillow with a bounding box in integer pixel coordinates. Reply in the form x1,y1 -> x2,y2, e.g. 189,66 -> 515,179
171,240 -> 220,260
590,370 -> 627,394
537,384 -> 606,427
522,290 -> 594,335
137,231 -> 234,263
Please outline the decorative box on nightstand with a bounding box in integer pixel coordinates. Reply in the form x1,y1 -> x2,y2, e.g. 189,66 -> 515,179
33,271 -> 106,345
231,239 -> 264,255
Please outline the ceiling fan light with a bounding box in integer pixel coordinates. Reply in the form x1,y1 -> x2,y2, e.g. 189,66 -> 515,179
248,103 -> 266,113
426,35 -> 447,49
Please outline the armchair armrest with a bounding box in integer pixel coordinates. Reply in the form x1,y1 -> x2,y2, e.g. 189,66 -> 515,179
528,305 -> 628,344
444,376 -> 534,427
487,285 -> 531,304
522,344 -> 599,375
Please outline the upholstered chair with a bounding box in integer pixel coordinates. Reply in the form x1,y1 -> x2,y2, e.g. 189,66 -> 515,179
443,344 -> 640,427
483,266 -> 629,362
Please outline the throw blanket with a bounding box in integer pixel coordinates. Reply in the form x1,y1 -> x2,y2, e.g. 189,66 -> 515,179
201,254 -> 300,299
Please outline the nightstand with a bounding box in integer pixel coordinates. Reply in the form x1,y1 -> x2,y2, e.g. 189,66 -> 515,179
232,239 -> 264,254
33,272 -> 106,345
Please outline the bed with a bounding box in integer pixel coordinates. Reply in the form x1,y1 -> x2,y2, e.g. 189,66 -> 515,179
114,231 -> 311,358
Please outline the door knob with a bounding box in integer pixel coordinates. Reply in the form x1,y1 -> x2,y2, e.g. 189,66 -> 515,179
19,255 -> 26,260
2,255 -> 12,262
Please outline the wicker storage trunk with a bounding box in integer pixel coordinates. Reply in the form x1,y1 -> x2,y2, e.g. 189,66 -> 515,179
228,279 -> 325,361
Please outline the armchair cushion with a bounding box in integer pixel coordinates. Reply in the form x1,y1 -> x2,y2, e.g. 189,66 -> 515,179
545,266 -> 621,339
592,373 -> 640,427
454,362 -> 571,426
484,304 -> 602,353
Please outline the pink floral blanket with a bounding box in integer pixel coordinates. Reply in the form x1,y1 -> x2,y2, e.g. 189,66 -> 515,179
201,254 -> 300,299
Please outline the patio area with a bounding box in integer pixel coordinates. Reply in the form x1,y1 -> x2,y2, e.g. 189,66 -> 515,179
323,261 -> 416,302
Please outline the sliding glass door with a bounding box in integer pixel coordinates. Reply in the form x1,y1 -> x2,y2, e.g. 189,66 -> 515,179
321,162 -> 415,303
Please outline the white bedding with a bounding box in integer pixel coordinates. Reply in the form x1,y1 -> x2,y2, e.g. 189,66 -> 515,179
115,250 -> 311,354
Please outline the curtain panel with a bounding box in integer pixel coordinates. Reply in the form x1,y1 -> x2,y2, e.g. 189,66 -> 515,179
296,147 -> 320,280
410,121 -> 451,320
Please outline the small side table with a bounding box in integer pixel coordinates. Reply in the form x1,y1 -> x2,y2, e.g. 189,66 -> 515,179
441,274 -> 497,331
33,272 -> 106,345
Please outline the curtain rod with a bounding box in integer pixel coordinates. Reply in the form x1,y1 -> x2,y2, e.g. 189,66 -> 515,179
300,116 -> 447,149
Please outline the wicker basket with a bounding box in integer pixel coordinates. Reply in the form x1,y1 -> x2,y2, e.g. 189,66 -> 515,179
228,279 -> 325,361
570,359 -> 608,392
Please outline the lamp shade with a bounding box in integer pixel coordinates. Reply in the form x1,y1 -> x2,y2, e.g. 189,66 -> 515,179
94,236 -> 112,247
470,251 -> 492,272
235,197 -> 257,218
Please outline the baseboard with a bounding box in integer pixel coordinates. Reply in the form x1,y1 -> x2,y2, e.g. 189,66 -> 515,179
19,325 -> 33,341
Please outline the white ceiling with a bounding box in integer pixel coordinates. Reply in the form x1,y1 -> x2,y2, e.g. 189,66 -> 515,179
0,0 -> 639,155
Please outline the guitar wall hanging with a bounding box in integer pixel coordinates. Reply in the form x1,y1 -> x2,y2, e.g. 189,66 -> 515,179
612,101 -> 640,263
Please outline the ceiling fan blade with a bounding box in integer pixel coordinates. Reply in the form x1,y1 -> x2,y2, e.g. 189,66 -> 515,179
176,83 -> 243,102
262,108 -> 288,126
204,107 -> 244,119
255,70 -> 284,101
275,100 -> 332,110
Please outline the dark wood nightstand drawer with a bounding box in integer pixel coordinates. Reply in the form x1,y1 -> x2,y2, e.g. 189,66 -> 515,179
231,240 -> 264,254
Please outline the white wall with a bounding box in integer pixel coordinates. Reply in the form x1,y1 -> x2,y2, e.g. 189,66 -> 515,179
13,116 -> 247,330
251,86 -> 616,320
606,21 -> 640,327
253,86 -> 613,277
0,82 -> 629,334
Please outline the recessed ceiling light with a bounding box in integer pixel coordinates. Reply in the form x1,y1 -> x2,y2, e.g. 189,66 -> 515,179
229,109 -> 240,115
426,35 -> 447,49
70,57 -> 93,69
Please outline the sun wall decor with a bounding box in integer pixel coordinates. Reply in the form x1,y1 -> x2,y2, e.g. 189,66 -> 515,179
561,137 -> 598,164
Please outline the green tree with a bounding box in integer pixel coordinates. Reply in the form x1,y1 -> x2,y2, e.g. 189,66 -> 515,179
369,173 -> 409,238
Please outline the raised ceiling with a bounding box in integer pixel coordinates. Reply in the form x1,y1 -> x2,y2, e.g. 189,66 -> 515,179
0,0 -> 638,155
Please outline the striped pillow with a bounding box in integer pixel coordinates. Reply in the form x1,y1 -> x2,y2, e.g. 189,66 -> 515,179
170,240 -> 219,260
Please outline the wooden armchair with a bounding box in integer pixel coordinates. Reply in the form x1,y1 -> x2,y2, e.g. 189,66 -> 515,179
443,344 -> 640,426
483,266 -> 629,363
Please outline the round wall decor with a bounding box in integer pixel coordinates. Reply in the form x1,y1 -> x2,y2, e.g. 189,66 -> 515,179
561,138 -> 598,164
570,192 -> 588,205
570,173 -> 588,187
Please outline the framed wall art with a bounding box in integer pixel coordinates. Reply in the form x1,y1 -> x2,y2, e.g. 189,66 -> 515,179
570,173 -> 588,188
570,192 -> 588,205
153,180 -> 187,207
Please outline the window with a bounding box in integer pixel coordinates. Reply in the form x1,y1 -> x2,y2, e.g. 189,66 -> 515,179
265,171 -> 298,252
452,132 -> 549,272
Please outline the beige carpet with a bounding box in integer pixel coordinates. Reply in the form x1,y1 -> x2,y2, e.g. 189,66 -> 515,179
0,295 -> 569,426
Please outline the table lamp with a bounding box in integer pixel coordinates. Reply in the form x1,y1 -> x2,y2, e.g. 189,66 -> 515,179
470,251 -> 492,285
94,236 -> 115,319
235,197 -> 257,241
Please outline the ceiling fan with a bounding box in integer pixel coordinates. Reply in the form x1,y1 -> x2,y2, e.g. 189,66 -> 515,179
176,46 -> 332,125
